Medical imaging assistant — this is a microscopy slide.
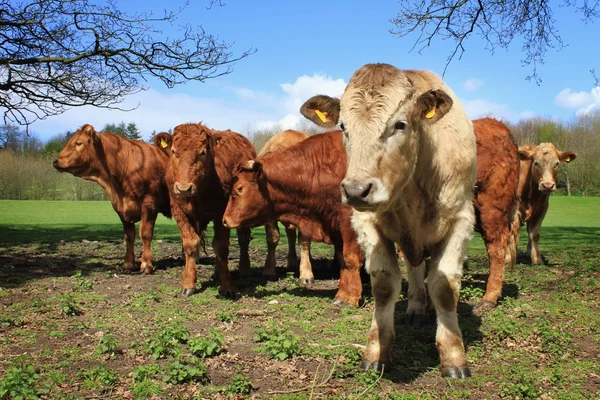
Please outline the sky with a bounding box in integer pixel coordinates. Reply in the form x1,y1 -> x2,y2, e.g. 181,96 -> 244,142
23,0 -> 600,142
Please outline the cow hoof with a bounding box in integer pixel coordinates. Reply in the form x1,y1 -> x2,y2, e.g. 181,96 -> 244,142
219,289 -> 237,299
142,267 -> 154,275
300,278 -> 315,287
441,365 -> 471,379
407,313 -> 428,326
182,288 -> 196,297
360,360 -> 385,372
473,301 -> 496,314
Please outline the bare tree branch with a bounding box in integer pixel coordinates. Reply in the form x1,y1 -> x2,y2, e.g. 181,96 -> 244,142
390,0 -> 599,84
0,0 -> 256,128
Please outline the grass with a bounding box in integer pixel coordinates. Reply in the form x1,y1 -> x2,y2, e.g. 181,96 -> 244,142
0,197 -> 598,399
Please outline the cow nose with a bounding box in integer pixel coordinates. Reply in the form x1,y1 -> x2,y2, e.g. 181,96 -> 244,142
222,218 -> 229,228
540,182 -> 556,191
52,159 -> 58,167
341,179 -> 374,203
174,182 -> 193,195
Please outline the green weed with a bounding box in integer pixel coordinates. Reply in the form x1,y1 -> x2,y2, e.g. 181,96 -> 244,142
189,329 -> 224,358
77,365 -> 118,390
0,362 -> 42,400
254,327 -> 301,360
227,374 -> 253,396
162,359 -> 208,385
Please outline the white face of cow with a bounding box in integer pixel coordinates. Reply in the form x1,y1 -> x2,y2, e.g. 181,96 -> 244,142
518,143 -> 577,194
299,64 -> 454,212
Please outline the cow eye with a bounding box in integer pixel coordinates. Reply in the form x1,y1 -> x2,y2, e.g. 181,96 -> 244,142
340,122 -> 345,131
199,148 -> 207,156
554,161 -> 559,167
394,121 -> 407,131
236,185 -> 243,193
75,141 -> 83,146
533,161 -> 540,167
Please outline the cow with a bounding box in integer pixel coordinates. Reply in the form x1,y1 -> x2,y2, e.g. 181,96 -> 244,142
153,123 -> 261,297
257,130 -> 315,285
300,63 -> 476,378
222,130 -> 365,306
510,143 -> 577,265
53,124 -> 171,274
471,118 -> 520,312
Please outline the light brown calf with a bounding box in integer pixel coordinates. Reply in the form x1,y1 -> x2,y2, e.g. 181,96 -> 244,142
511,143 -> 577,264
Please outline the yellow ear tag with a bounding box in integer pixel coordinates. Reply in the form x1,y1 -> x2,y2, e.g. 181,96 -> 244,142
315,109 -> 328,123
160,138 -> 168,148
425,107 -> 436,119
564,156 -> 571,162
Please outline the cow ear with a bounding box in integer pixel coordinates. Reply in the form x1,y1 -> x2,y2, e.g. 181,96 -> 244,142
152,133 -> 172,151
83,124 -> 99,142
413,89 -> 453,123
300,95 -> 340,128
559,151 -> 577,163
518,146 -> 534,161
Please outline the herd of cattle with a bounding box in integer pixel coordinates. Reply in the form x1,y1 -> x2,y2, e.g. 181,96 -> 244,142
52,63 -> 577,379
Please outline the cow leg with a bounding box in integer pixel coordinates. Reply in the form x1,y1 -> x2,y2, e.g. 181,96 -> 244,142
428,213 -> 472,379
121,218 -> 136,271
237,227 -> 252,277
285,224 -> 298,270
526,219 -> 543,265
298,232 -> 314,287
139,211 -> 157,274
406,262 -> 427,325
332,239 -> 362,307
263,221 -> 279,280
178,219 -> 201,296
213,222 -> 235,298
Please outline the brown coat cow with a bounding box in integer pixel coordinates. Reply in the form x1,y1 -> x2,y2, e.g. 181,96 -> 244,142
301,64 -> 476,378
258,130 -> 315,285
53,124 -> 171,273
471,118 -> 520,311
222,131 -> 364,306
153,123 -> 258,297
511,143 -> 577,265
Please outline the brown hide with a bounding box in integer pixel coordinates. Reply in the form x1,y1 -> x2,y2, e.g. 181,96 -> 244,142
53,124 -> 170,273
472,118 -> 520,309
513,143 -> 577,264
159,123 -> 257,297
223,131 -> 364,306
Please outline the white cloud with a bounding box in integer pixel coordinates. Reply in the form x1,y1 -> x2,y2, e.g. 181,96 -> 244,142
518,110 -> 536,120
464,78 -> 483,92
555,87 -> 600,114
233,88 -> 274,107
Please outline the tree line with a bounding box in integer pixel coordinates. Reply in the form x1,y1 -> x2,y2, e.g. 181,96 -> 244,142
0,113 -> 598,201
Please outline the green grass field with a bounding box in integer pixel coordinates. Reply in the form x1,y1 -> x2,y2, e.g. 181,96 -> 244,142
0,197 -> 598,399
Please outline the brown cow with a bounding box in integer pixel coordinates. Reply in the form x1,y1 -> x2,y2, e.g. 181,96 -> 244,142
258,130 -> 315,285
153,123 -> 258,297
301,64 -> 476,378
222,131 -> 364,306
53,124 -> 171,273
510,143 -> 577,265
471,118 -> 520,312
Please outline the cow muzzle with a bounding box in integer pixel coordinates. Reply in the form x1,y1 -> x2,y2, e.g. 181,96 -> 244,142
341,177 -> 383,210
174,182 -> 196,197
221,216 -> 239,229
539,181 -> 556,193
52,159 -> 65,171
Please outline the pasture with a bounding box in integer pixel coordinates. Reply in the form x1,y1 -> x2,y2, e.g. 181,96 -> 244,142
0,198 -> 598,399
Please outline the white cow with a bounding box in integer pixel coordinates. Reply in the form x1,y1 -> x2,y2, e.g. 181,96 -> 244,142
300,63 -> 476,378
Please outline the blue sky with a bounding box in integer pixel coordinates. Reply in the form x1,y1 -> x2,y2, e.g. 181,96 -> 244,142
30,0 -> 600,141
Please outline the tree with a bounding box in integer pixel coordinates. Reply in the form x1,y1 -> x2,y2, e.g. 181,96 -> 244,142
0,0 -> 255,127
0,124 -> 42,152
390,0 -> 599,84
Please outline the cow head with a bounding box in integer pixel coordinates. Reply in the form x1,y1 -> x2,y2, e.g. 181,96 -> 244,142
518,143 -> 577,194
300,64 -> 454,211
222,160 -> 270,229
158,124 -> 215,197
53,124 -> 101,177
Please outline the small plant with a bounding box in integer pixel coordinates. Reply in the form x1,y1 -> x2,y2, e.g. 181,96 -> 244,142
460,285 -> 485,301
143,322 -> 190,360
77,366 -> 118,390
131,379 -> 162,399
188,329 -> 224,358
162,359 -> 208,385
0,314 -> 22,328
60,296 -> 81,316
254,327 -> 301,360
216,310 -> 234,323
72,270 -> 93,290
132,364 -> 162,383
499,368 -> 541,399
0,363 -> 42,400
227,374 -> 253,396
94,334 -> 119,356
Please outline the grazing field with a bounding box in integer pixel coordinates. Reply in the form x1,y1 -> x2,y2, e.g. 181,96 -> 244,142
0,198 -> 598,399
